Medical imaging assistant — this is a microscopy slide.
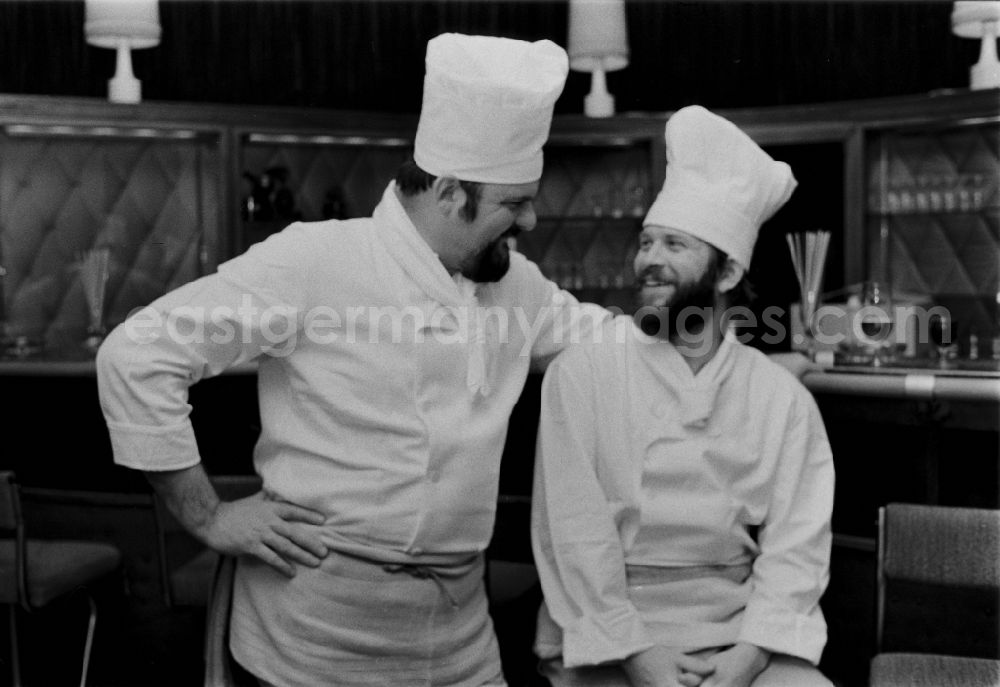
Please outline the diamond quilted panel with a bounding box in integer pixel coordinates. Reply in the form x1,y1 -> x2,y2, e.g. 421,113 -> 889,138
537,145 -> 652,218
241,142 -> 410,223
582,221 -> 641,287
0,132 -> 220,355
516,144 -> 652,292
867,121 -> 999,336
519,217 -> 641,290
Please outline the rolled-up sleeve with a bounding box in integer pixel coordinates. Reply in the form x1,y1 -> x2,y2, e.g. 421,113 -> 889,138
97,225 -> 311,472
531,351 -> 654,667
738,392 -> 834,664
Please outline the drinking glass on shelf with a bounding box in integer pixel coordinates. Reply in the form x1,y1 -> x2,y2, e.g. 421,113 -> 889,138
80,248 -> 111,354
630,186 -> 646,218
958,174 -> 975,212
858,280 -> 895,366
795,290 -> 822,359
0,263 -> 8,352
785,230 -> 831,361
590,194 -> 604,218
971,174 -> 986,209
610,188 -> 624,219
914,175 -> 930,213
929,312 -> 959,368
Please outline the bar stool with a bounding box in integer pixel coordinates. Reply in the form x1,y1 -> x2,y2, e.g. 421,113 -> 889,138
0,471 -> 122,687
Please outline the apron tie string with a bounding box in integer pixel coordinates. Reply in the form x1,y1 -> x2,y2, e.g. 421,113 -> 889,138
382,563 -> 460,608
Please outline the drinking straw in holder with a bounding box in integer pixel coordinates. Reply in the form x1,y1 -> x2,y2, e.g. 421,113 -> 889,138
785,231 -> 831,355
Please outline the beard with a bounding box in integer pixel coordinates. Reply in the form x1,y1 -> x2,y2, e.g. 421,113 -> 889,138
461,228 -> 518,283
636,262 -> 719,341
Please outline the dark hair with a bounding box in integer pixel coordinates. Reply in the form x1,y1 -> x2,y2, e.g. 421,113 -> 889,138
708,246 -> 755,306
394,158 -> 482,221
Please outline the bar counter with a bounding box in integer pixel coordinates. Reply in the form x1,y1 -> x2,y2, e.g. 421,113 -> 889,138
803,364 -> 1000,403
4,356 -> 998,403
0,359 -> 258,377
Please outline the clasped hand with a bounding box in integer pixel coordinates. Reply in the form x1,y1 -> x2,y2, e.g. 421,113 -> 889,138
625,642 -> 770,687
624,646 -> 715,687
200,491 -> 329,578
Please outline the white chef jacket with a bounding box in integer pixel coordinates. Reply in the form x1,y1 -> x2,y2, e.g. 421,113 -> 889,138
531,316 -> 833,668
97,182 -> 608,563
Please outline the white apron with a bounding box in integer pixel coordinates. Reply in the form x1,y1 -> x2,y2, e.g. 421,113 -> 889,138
230,549 -> 507,687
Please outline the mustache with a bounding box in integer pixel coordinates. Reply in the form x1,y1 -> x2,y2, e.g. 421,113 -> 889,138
636,267 -> 671,284
484,226 -> 520,252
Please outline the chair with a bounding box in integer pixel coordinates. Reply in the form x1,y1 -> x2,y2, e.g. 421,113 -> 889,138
485,494 -> 538,605
870,503 -> 1000,687
0,471 -> 122,687
154,474 -> 262,607
154,475 -> 262,685
486,494 -> 547,687
205,548 -> 276,687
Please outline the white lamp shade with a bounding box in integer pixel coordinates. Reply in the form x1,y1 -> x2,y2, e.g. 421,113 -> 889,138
567,0 -> 629,117
952,1 -> 1000,38
951,1 -> 1000,90
85,0 -> 161,50
567,0 -> 629,73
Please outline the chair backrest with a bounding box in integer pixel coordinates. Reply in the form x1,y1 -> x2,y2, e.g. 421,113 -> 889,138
203,555 -> 236,687
203,555 -> 259,687
877,503 -> 1000,657
211,475 -> 263,503
153,474 -> 263,607
0,472 -> 20,532
154,475 -> 263,535
0,471 -> 27,607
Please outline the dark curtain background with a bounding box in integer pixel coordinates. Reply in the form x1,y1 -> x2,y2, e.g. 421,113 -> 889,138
0,0 -> 980,113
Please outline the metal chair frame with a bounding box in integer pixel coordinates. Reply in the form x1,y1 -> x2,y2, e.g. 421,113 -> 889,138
0,471 -> 118,687
152,474 -> 262,608
875,505 -> 888,654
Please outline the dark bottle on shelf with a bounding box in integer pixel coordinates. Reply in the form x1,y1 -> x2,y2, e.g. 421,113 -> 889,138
322,187 -> 347,220
267,167 -> 297,220
242,171 -> 274,222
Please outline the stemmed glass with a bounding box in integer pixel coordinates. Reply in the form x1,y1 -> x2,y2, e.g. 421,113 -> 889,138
80,248 -> 111,354
0,263 -> 8,356
796,290 -> 822,359
785,231 -> 831,361
858,281 -> 895,366
929,312 -> 959,368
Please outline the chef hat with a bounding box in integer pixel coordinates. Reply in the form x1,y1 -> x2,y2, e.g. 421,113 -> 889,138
413,33 -> 568,185
644,106 -> 797,269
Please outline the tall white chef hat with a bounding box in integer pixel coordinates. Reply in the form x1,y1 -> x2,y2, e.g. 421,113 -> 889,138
644,105 -> 797,270
414,33 -> 569,185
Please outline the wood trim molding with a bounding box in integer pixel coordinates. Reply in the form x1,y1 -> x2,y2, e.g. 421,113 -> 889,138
2,88 -> 996,139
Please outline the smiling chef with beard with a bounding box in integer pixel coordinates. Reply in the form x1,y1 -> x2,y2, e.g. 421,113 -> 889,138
530,106 -> 836,687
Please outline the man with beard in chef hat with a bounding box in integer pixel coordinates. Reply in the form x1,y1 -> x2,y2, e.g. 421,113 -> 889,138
97,33 -> 604,687
530,106 -> 834,687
